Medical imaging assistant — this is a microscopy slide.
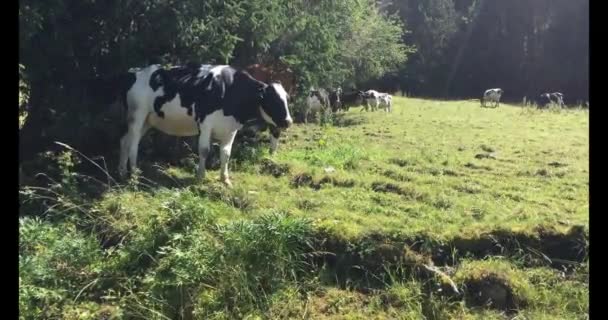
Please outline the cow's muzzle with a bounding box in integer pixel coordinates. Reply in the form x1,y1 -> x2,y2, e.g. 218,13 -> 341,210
278,118 -> 293,129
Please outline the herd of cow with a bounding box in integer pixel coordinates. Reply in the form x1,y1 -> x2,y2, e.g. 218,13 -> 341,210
100,61 -> 583,187
304,87 -> 392,123
102,61 -> 402,186
481,88 -> 571,109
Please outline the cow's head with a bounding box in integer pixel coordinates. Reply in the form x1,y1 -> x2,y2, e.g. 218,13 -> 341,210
259,82 -> 293,129
335,87 -> 343,96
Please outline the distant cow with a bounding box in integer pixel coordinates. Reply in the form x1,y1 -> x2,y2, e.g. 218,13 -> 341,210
304,88 -> 330,123
378,93 -> 392,112
245,63 -> 296,96
339,90 -> 366,111
481,88 -> 503,108
113,64 -> 292,186
364,90 -> 382,111
539,92 -> 565,109
329,87 -> 343,112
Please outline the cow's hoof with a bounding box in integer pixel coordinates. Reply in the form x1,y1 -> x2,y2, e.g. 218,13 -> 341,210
118,168 -> 128,180
196,168 -> 206,181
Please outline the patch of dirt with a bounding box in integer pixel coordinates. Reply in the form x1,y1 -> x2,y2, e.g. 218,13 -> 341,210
462,274 -> 523,311
475,153 -> 497,160
371,182 -> 428,201
480,145 -> 495,153
259,158 -> 291,177
382,169 -> 412,182
389,158 -> 412,167
318,176 -> 356,188
442,169 -> 460,176
291,173 -> 355,190
517,168 -> 567,179
464,162 -> 492,171
371,182 -> 404,195
291,173 -> 317,189
312,225 -> 587,289
548,161 -> 568,168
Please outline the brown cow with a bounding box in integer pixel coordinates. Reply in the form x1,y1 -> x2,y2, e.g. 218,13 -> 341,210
245,62 -> 296,96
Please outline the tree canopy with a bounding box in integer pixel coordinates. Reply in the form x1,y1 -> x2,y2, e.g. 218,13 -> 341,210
19,0 -> 411,160
19,0 -> 588,160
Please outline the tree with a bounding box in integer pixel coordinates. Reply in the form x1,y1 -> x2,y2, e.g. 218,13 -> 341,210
19,0 -> 412,162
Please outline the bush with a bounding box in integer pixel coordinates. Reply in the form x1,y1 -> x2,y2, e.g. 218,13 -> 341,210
19,217 -> 105,319
132,212 -> 314,319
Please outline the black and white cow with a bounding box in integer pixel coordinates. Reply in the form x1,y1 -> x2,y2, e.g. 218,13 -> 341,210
481,88 -> 503,108
364,90 -> 382,111
378,93 -> 392,112
329,87 -> 343,113
117,64 -> 292,186
539,92 -> 565,108
304,88 -> 330,123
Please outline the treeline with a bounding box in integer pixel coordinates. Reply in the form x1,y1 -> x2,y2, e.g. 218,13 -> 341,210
372,0 -> 588,103
19,0 -> 410,161
19,0 -> 588,162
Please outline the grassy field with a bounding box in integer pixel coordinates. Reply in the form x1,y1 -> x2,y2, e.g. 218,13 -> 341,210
19,97 -> 588,319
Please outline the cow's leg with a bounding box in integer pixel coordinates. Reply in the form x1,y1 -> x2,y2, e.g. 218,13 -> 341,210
196,123 -> 212,181
304,109 -> 309,124
118,133 -> 130,178
219,130 -> 238,187
119,114 -> 149,178
127,120 -> 150,175
269,127 -> 281,154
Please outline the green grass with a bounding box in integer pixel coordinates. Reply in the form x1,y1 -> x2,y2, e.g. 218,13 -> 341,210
19,97 -> 588,319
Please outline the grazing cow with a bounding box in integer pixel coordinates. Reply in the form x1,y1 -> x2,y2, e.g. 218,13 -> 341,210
538,93 -> 551,108
304,88 -> 330,123
339,91 -> 366,111
481,88 -> 503,108
245,63 -> 296,96
378,93 -> 392,112
329,87 -> 343,113
242,62 -> 296,146
364,90 -> 382,111
538,92 -> 565,109
116,64 -> 292,186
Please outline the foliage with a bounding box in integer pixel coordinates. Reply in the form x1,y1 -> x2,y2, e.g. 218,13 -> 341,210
381,0 -> 588,101
18,0 -> 412,161
19,64 -> 29,129
19,217 -> 105,319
